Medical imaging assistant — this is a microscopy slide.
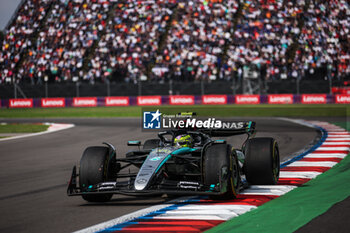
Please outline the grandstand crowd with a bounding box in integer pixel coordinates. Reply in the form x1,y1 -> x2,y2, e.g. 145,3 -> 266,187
0,0 -> 349,85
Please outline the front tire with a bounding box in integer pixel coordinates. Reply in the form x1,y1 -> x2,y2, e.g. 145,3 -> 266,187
244,137 -> 280,185
79,146 -> 113,202
203,144 -> 239,199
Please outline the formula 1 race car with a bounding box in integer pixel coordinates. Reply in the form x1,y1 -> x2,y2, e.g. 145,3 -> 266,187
67,121 -> 280,202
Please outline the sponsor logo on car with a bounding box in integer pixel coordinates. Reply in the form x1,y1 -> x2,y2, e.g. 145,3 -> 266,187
9,99 -> 33,108
157,148 -> 173,154
202,95 -> 227,104
136,179 -> 147,184
169,95 -> 194,105
150,156 -> 162,161
143,109 -> 161,129
138,173 -> 148,177
178,181 -> 200,189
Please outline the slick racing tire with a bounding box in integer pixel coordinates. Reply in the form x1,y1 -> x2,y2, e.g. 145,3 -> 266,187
244,137 -> 280,185
79,146 -> 113,202
203,144 -> 239,200
143,139 -> 160,150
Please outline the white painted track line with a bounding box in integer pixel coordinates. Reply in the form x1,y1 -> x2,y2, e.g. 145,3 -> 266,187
0,123 -> 75,142
287,161 -> 338,167
279,171 -> 322,179
306,153 -> 347,159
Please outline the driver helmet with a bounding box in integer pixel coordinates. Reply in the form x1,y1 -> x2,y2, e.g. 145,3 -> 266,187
174,134 -> 193,148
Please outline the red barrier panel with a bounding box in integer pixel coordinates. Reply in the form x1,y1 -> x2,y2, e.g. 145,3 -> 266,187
9,98 -> 33,108
301,94 -> 326,104
202,95 -> 227,105
332,87 -> 350,94
105,97 -> 129,106
335,94 -> 350,104
169,95 -> 194,105
2,94 -> 348,108
137,96 -> 161,106
41,98 -> 65,108
73,97 -> 97,107
235,95 -> 260,104
268,94 -> 293,104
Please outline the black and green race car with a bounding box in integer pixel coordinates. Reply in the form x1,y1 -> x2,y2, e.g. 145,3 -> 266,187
67,121 -> 280,202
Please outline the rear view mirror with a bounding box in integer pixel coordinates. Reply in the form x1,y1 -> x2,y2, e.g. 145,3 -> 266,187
127,141 -> 141,146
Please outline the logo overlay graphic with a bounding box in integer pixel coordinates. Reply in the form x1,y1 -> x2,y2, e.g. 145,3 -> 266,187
143,109 -> 162,129
142,107 -> 346,131
142,109 -> 249,130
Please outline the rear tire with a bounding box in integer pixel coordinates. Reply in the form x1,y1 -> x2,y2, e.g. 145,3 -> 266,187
79,146 -> 113,202
203,144 -> 239,199
244,137 -> 280,185
143,139 -> 160,150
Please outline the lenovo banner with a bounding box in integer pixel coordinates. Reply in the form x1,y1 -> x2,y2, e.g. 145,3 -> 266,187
41,98 -> 65,108
301,94 -> 326,104
335,94 -> 350,104
268,94 -> 293,104
202,95 -> 227,105
105,97 -> 129,106
9,98 -> 33,108
137,96 -> 161,106
73,97 -> 97,107
235,95 -> 260,104
332,87 -> 350,95
169,95 -> 194,105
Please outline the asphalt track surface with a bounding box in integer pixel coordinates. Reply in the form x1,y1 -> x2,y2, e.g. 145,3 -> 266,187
0,117 -> 321,233
295,196 -> 350,233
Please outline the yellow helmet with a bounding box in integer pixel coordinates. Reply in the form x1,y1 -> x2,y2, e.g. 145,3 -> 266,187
174,134 -> 193,148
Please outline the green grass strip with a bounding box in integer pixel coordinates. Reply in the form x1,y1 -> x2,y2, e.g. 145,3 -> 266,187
0,107 -> 142,118
332,122 -> 349,132
0,104 -> 348,118
0,123 -> 49,133
206,122 -> 350,233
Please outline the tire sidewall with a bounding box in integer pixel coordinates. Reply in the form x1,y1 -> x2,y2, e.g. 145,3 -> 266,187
79,146 -> 113,202
244,137 -> 280,185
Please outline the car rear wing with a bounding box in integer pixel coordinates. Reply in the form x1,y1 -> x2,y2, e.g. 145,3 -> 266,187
200,121 -> 255,137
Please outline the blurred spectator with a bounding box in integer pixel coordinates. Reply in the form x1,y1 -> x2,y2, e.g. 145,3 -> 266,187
1,0 -> 349,85
0,0 -> 51,84
23,0 -> 112,84
88,0 -> 176,83
154,0 -> 239,82
294,0 -> 350,80
225,0 -> 304,81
